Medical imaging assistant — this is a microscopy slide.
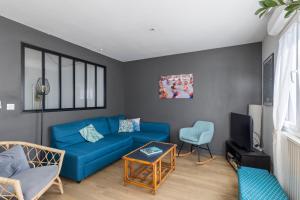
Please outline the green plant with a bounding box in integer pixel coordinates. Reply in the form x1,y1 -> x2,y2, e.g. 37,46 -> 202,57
256,0 -> 300,18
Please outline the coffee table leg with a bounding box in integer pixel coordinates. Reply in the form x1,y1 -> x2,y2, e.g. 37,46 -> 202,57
173,148 -> 176,171
129,161 -> 134,178
124,160 -> 128,186
159,160 -> 162,183
152,163 -> 157,194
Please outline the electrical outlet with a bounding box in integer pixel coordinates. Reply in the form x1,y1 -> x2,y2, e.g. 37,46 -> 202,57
6,104 -> 15,111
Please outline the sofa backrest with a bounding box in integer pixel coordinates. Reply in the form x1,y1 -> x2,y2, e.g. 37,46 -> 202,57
107,115 -> 125,133
51,115 -> 125,148
86,117 -> 111,135
140,122 -> 170,134
51,120 -> 89,149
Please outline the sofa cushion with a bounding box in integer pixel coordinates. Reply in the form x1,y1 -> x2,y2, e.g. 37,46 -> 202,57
107,115 -> 125,133
52,120 -> 89,148
131,118 -> 141,132
11,165 -> 58,200
86,117 -> 111,135
63,134 -> 133,164
79,124 -> 104,142
118,119 -> 134,133
0,145 -> 30,177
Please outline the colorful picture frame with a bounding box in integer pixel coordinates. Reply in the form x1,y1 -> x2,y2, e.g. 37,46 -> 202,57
159,74 -> 193,99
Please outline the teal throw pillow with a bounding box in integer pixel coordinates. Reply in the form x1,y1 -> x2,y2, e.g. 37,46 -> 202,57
79,124 -> 104,142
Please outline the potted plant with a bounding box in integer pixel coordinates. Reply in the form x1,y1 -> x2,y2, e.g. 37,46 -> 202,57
256,0 -> 300,18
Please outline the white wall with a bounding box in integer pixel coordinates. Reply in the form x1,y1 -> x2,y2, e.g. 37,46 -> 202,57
262,34 -> 279,162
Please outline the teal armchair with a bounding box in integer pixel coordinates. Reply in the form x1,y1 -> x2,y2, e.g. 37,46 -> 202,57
178,121 -> 215,164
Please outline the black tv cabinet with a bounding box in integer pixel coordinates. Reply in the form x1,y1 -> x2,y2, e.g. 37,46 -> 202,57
225,140 -> 271,171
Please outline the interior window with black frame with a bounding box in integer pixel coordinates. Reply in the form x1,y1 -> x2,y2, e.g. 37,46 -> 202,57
22,43 -> 106,112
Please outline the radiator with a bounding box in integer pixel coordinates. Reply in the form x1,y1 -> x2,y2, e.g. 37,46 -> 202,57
288,137 -> 300,200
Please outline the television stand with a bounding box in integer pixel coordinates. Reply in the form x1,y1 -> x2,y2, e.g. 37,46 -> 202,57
225,140 -> 271,171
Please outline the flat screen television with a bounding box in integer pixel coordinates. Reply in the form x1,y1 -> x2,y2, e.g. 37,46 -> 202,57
230,112 -> 253,152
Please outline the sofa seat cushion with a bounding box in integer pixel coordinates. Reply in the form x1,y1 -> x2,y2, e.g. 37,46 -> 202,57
11,165 -> 58,200
180,134 -> 199,143
63,135 -> 133,165
121,132 -> 169,144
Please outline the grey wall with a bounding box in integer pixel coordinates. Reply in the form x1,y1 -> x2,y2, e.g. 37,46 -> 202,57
0,15 -> 263,154
262,34 -> 279,161
0,16 -> 125,145
124,43 -> 262,154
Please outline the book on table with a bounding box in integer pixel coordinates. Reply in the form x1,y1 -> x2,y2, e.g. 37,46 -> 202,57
140,146 -> 163,156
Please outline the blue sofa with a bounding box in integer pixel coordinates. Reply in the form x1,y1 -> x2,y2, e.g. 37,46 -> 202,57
51,115 -> 170,182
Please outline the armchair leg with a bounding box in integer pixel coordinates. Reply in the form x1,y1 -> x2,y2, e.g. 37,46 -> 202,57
196,144 -> 216,165
177,142 -> 184,157
197,146 -> 201,162
56,177 -> 64,194
207,144 -> 213,158
177,142 -> 196,157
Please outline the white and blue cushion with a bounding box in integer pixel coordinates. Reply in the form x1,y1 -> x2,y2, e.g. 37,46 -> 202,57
79,124 -> 104,143
118,119 -> 134,133
131,118 -> 141,132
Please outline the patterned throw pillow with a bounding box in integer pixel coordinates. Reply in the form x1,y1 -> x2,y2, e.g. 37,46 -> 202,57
79,124 -> 104,142
131,118 -> 141,132
118,119 -> 134,133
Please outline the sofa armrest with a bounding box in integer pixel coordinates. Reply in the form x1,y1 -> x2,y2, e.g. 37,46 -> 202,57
140,122 -> 170,134
0,177 -> 24,200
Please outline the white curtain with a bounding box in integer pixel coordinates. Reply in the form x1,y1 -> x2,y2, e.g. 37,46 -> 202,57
273,22 -> 297,190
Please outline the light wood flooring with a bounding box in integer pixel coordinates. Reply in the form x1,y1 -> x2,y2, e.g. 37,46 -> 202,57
42,154 -> 238,200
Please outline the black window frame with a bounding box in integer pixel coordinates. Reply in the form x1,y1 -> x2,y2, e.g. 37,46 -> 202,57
21,42 -> 107,112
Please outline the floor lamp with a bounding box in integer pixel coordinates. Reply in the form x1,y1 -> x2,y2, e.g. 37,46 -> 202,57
35,77 -> 50,145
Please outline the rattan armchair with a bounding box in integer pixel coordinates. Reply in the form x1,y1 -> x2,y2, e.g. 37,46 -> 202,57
0,141 -> 65,200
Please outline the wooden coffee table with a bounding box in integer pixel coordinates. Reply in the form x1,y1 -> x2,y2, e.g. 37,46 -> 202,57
122,141 -> 177,194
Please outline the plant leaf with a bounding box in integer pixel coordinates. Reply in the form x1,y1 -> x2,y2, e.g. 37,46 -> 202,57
285,9 -> 296,17
285,2 -> 300,10
259,10 -> 268,18
264,0 -> 279,7
255,7 -> 266,15
277,0 -> 285,5
259,0 -> 267,7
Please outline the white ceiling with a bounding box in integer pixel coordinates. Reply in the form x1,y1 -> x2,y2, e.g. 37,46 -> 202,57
0,0 -> 267,62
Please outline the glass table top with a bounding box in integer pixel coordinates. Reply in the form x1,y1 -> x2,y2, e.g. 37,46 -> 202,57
124,142 -> 175,163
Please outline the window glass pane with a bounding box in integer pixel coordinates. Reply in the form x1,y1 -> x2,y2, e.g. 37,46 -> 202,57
45,53 -> 59,109
97,67 -> 105,107
24,48 -> 42,110
87,64 -> 95,107
61,57 -> 74,108
75,61 -> 85,108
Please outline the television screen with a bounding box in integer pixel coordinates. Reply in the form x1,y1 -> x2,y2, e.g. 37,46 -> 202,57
230,112 -> 253,152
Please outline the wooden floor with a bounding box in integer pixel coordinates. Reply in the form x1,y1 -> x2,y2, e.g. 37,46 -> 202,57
42,154 -> 238,200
